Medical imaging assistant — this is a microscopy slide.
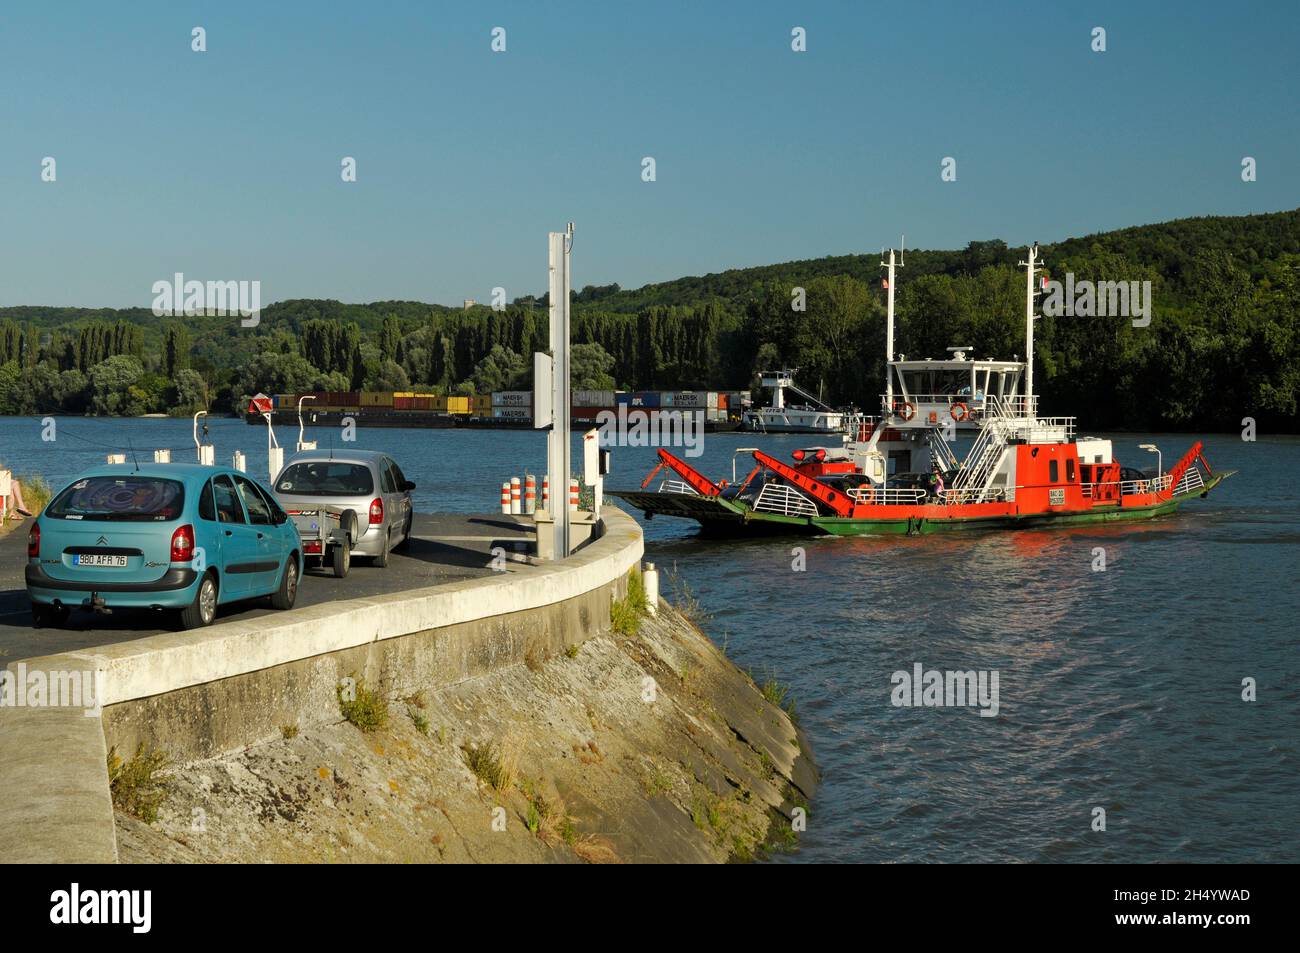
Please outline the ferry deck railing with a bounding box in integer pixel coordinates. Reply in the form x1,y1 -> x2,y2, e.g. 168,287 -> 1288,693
846,486 -> 928,506
657,478 -> 700,496
753,483 -> 819,517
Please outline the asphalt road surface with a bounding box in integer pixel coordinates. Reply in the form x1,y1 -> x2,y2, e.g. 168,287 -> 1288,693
0,513 -> 535,664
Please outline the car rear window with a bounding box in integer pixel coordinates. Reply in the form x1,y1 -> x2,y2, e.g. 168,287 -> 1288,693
46,476 -> 185,522
275,462 -> 374,496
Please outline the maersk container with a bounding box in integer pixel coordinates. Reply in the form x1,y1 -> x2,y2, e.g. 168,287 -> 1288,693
493,391 -> 532,407
664,391 -> 709,409
493,407 -> 532,420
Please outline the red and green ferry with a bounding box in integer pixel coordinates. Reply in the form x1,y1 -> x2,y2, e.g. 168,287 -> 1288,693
612,243 -> 1233,536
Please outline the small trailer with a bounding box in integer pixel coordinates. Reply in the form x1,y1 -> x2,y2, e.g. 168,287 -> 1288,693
285,505 -> 359,578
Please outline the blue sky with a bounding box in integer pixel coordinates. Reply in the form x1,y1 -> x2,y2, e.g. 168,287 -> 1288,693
1,0 -> 1296,308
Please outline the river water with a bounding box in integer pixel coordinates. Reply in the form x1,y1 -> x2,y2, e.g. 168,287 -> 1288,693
2,415 -> 1296,862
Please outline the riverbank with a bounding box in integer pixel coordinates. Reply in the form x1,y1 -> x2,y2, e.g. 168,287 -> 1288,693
114,600 -> 815,863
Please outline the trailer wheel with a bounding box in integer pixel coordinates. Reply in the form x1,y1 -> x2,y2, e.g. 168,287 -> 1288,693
339,509 -> 359,546
332,541 -> 351,578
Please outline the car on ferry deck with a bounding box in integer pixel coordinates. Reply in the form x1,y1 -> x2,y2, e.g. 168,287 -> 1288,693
26,464 -> 303,629
270,450 -> 415,567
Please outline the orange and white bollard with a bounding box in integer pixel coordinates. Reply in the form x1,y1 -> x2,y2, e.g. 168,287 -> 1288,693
500,482 -> 510,514
524,474 -> 536,515
568,478 -> 579,512
542,477 -> 550,510
510,477 -> 521,515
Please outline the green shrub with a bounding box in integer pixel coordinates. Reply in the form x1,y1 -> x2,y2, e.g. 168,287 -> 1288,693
338,676 -> 388,732
107,744 -> 170,823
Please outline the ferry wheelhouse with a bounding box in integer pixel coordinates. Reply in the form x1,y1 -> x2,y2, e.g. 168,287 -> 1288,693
613,243 -> 1232,536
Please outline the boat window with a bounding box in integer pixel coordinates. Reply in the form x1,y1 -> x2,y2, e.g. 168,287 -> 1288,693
1066,459 -> 1076,483
1049,460 -> 1059,483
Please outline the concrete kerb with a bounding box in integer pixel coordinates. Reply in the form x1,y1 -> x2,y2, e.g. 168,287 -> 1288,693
0,506 -> 644,863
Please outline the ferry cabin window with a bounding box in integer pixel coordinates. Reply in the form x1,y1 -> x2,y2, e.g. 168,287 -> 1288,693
1049,460 -> 1059,483
1066,459 -> 1076,482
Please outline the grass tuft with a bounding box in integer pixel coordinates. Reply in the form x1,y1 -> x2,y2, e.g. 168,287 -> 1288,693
338,676 -> 388,732
107,744 -> 170,824
461,740 -> 518,792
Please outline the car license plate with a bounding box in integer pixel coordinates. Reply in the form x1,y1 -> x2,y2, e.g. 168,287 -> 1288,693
75,554 -> 128,568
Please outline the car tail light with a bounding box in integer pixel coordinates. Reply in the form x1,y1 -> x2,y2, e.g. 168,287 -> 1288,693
170,524 -> 195,563
369,497 -> 384,525
27,523 -> 40,558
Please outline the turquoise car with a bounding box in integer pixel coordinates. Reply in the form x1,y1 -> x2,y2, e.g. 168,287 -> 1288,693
26,464 -> 303,630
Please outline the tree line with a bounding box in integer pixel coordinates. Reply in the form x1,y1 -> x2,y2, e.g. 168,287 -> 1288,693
1,208 -> 1298,430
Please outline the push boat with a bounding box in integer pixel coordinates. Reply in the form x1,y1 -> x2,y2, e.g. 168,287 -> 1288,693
611,243 -> 1234,536
741,370 -> 849,434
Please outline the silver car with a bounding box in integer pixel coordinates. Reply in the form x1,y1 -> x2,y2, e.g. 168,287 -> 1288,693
271,450 -> 415,568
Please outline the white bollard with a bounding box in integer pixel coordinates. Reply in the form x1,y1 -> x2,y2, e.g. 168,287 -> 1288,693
510,476 -> 521,515
106,453 -> 126,465
541,477 -> 550,509
268,446 -> 284,483
198,444 -> 215,466
568,478 -> 579,512
153,448 -> 171,463
232,451 -> 246,473
643,562 -> 659,616
524,474 -> 536,515
500,482 -> 510,515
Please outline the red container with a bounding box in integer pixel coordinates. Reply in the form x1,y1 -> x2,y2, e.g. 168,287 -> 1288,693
394,396 -> 415,410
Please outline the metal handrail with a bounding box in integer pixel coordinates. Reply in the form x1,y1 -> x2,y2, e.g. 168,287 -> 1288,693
1081,474 -> 1174,498
658,479 -> 700,496
846,486 -> 927,506
753,483 -> 818,517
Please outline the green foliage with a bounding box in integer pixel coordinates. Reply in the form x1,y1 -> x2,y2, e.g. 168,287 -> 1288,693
3,209 -> 1299,429
107,744 -> 170,824
610,571 -> 648,636
337,677 -> 388,732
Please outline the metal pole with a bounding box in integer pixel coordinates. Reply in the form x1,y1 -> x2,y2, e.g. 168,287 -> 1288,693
546,224 -> 574,558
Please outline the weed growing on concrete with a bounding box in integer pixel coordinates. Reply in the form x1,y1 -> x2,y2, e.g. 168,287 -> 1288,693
610,597 -> 641,636
107,744 -> 170,824
408,706 -> 430,735
565,643 -> 579,659
610,568 -> 650,637
281,723 -> 299,739
573,834 -> 620,864
338,676 -> 388,732
626,568 -> 648,612
462,740 -> 517,792
642,759 -> 674,796
760,673 -> 799,724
